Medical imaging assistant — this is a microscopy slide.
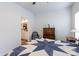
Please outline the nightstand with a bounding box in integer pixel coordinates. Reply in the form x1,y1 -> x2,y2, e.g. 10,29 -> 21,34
66,36 -> 77,43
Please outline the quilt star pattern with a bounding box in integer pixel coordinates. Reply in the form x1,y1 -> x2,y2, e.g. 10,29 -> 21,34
6,39 -> 79,56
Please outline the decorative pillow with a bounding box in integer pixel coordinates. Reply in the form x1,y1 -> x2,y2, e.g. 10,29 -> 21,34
10,46 -> 26,56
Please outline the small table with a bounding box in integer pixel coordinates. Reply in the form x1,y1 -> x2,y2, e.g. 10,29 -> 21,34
66,36 -> 77,43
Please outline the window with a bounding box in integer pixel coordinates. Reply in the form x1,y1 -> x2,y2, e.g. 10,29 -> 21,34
75,12 -> 79,39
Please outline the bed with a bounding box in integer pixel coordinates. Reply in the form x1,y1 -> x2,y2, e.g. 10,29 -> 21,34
6,38 -> 79,56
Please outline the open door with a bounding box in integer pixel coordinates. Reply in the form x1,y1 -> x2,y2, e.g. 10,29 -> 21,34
21,17 -> 28,45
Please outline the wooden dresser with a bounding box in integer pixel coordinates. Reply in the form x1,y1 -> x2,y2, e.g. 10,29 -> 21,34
43,28 -> 55,39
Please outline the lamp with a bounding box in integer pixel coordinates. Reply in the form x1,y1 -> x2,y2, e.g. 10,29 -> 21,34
71,29 -> 76,37
71,29 -> 79,39
71,29 -> 76,32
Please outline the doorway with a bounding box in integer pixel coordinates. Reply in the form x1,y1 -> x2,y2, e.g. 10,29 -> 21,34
21,16 -> 28,45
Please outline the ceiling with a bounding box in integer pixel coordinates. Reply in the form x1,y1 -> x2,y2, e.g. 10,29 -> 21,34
16,2 -> 73,14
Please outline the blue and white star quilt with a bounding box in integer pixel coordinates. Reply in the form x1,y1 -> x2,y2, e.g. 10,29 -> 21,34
7,38 -> 79,56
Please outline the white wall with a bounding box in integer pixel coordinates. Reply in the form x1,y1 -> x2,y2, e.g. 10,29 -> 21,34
34,7 -> 71,40
0,2 -> 34,55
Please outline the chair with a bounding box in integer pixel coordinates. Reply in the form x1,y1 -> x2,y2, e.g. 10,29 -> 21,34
31,31 -> 40,40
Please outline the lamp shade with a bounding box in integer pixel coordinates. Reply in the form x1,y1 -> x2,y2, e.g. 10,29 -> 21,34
71,29 -> 76,32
